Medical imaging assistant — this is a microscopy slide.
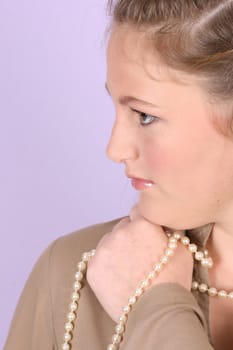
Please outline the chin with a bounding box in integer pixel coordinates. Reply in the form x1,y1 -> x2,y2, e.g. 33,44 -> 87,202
137,196 -> 207,231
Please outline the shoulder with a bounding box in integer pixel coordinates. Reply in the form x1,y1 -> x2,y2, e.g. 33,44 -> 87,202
46,216 -> 126,343
26,216 -> 126,302
46,216 -> 126,297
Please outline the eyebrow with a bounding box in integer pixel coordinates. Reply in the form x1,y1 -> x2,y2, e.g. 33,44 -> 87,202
105,83 -> 160,109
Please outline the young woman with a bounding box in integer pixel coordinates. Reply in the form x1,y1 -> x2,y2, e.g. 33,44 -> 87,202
4,1 -> 233,349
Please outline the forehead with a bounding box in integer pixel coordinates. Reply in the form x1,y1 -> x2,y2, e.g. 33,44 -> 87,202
107,24 -> 191,85
106,25 -> 217,125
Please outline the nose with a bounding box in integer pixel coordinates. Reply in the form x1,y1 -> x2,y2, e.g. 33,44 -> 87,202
105,119 -> 139,163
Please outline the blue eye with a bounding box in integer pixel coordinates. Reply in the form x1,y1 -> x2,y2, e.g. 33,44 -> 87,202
132,109 -> 159,127
139,112 -> 156,126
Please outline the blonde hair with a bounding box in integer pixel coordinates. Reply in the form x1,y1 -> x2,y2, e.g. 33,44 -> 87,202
107,0 -> 233,137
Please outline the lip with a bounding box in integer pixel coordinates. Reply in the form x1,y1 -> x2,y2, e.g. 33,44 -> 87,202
126,174 -> 155,191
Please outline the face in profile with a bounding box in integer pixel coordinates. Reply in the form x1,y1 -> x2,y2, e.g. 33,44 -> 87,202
105,24 -> 233,230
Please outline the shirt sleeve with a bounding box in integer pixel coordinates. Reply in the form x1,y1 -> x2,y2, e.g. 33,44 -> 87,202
3,241 -> 58,350
121,283 -> 214,350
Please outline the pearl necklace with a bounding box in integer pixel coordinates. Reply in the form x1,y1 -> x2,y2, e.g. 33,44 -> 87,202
62,232 -> 231,350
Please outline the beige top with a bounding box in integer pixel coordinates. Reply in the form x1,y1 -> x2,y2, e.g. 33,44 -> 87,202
4,216 -> 215,349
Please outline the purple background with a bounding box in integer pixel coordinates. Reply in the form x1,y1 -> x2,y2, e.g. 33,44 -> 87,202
0,1 -> 137,346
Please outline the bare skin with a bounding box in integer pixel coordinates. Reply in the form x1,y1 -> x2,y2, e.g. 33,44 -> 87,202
88,24 -> 233,344
87,205 -> 193,323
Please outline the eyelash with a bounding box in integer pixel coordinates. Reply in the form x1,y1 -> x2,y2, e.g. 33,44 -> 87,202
132,109 -> 159,127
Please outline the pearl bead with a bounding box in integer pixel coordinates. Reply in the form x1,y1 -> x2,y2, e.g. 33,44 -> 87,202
69,302 -> 78,312
203,249 -> 209,257
128,296 -> 137,305
75,272 -> 84,281
154,263 -> 162,272
67,312 -> 76,322
169,237 -> 177,244
174,233 -> 182,240
64,332 -> 72,342
65,322 -> 74,332
77,262 -> 87,272
135,287 -> 144,296
62,343 -> 70,350
201,258 -> 210,267
119,314 -> 127,323
91,249 -> 96,256
115,324 -> 125,334
218,290 -> 227,298
73,281 -> 82,291
112,334 -> 122,344
181,236 -> 190,245
188,244 -> 198,253
201,257 -> 213,269
192,281 -> 199,290
199,283 -> 208,293
71,292 -> 80,302
140,279 -> 150,289
107,345 -> 117,350
116,321 -> 126,333
168,242 -> 177,250
82,252 -> 91,262
165,248 -> 175,257
118,319 -> 127,328
208,287 -> 217,297
195,251 -> 204,261
148,271 -> 156,280
122,305 -> 131,314
161,255 -> 169,265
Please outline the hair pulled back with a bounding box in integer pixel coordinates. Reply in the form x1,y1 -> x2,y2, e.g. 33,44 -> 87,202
107,0 -> 233,137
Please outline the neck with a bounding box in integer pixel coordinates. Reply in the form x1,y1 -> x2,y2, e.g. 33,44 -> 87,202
207,221 -> 233,290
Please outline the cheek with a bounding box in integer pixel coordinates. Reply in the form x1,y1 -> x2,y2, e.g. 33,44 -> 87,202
143,135 -> 203,181
143,138 -> 179,175
145,147 -> 168,173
